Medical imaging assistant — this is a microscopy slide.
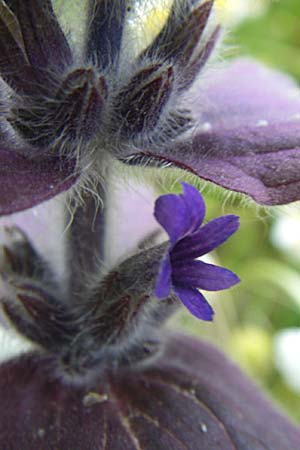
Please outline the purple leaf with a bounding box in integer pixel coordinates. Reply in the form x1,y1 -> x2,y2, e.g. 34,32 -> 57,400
115,64 -> 174,136
0,4 -> 48,94
135,59 -> 300,205
14,69 -> 108,146
0,148 -> 77,215
86,0 -> 128,68
5,0 -> 72,70
0,334 -> 299,449
0,1 -> 72,94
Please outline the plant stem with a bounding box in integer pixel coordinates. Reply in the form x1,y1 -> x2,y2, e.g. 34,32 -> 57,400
68,182 -> 106,300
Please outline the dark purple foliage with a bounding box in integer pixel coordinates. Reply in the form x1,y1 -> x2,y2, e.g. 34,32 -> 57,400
1,1 -> 300,215
86,0 -> 127,68
155,183 -> 240,320
4,0 -> 72,69
0,2 -> 299,449
0,334 -> 299,450
0,0 -> 72,93
0,149 -> 77,215
115,64 -> 174,136
132,59 -> 300,205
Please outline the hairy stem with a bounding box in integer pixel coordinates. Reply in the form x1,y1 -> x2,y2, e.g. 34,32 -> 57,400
68,182 -> 106,300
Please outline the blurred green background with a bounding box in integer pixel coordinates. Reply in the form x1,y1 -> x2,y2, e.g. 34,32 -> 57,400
172,0 -> 300,422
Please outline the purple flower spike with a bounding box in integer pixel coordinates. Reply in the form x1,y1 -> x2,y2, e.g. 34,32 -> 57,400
154,183 -> 240,320
0,0 -> 221,216
4,1 -> 300,216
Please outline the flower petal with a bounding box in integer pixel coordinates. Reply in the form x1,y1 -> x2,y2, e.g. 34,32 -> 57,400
173,260 -> 240,291
0,148 -> 77,215
174,285 -> 214,320
154,184 -> 205,245
155,255 -> 172,299
181,182 -> 206,232
154,193 -> 189,245
172,215 -> 239,261
135,59 -> 300,205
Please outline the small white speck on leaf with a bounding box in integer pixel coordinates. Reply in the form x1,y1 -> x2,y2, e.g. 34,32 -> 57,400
201,122 -> 212,132
256,120 -> 268,127
83,391 -> 108,407
200,423 -> 208,433
37,428 -> 45,438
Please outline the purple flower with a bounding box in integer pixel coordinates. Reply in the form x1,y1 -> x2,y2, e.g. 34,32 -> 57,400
154,183 -> 239,320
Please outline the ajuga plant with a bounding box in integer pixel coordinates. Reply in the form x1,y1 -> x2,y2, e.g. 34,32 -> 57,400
1,0 -> 300,449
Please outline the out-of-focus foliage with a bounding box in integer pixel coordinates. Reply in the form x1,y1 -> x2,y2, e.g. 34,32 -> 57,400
173,0 -> 300,422
232,0 -> 300,78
